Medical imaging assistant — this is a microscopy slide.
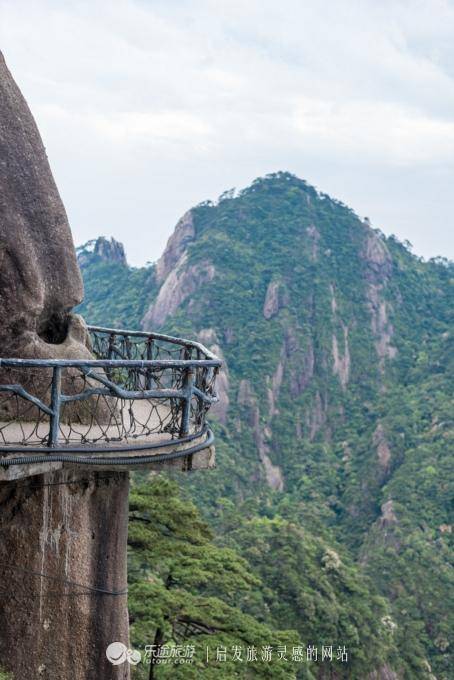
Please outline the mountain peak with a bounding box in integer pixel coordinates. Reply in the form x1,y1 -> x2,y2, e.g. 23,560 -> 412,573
77,237 -> 127,267
245,171 -> 315,192
78,175 -> 453,679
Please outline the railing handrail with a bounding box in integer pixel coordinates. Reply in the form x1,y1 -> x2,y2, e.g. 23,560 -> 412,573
0,325 -> 221,458
87,324 -> 220,362
0,358 -> 221,368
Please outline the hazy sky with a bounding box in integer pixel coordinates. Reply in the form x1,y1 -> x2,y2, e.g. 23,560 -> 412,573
1,0 -> 453,265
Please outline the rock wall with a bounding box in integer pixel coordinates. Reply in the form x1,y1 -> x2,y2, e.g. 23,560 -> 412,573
0,52 -> 131,679
0,52 -> 90,362
155,211 -> 195,283
143,253 -> 215,329
0,470 -> 130,680
94,237 -> 127,266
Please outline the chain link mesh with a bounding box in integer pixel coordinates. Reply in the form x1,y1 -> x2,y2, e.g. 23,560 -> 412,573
0,328 -> 220,449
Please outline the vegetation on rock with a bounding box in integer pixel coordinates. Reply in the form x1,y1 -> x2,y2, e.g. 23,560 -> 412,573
79,173 -> 453,679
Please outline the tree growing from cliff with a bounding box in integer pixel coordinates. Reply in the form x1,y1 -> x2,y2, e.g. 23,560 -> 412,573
128,477 -> 300,679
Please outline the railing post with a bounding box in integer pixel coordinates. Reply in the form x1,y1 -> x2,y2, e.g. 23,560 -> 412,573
106,332 -> 115,379
146,338 -> 154,390
48,366 -> 62,448
107,333 -> 115,360
180,365 -> 194,437
125,335 -> 132,359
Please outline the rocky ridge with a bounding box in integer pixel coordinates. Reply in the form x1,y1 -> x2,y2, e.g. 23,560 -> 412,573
78,172 -> 453,679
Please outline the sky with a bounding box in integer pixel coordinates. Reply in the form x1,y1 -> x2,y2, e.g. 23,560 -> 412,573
0,0 -> 453,266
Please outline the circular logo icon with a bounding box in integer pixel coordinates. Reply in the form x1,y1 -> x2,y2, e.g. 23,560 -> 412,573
106,642 -> 128,665
127,649 -> 142,665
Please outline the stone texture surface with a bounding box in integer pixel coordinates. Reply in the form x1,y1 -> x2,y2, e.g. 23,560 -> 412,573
0,470 -> 130,680
237,378 -> 284,492
142,210 -> 216,330
0,51 -> 90,363
155,211 -> 195,283
0,53 -> 130,680
263,280 -> 281,319
0,52 -> 214,679
197,328 -> 229,424
362,230 -> 397,369
263,278 -> 289,320
142,254 -> 215,329
373,422 -> 392,471
94,237 -> 127,266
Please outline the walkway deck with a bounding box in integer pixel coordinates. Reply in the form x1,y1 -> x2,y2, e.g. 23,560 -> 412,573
0,326 -> 221,481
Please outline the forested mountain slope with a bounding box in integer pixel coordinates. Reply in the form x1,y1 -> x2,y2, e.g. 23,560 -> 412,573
77,172 -> 453,679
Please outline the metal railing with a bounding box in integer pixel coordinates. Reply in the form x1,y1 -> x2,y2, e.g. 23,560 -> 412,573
0,325 -> 221,464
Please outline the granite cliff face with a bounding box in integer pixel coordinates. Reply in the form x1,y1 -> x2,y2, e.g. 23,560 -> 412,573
0,471 -> 130,680
138,175 -> 404,451
0,51 -> 90,362
77,237 -> 128,268
0,52 -> 130,680
142,254 -> 215,329
155,210 -> 195,283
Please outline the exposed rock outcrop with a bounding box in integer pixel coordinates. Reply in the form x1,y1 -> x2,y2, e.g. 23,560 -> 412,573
306,390 -> 327,441
198,328 -> 229,424
306,223 -> 321,260
263,280 -> 280,319
0,471 -> 130,680
265,327 -> 314,417
367,665 -> 399,680
363,231 -> 397,368
368,285 -> 398,365
265,278 -> 290,320
142,254 -> 215,328
329,284 -> 350,389
94,236 -> 127,265
267,358 -> 284,418
141,211 -> 207,330
329,283 -> 338,314
0,52 -> 130,679
237,379 -> 284,491
78,237 -> 127,268
0,51 -> 91,364
363,230 -> 393,279
332,325 -> 350,390
237,378 -> 255,407
284,327 -> 314,398
379,499 -> 398,528
373,422 -> 391,470
155,211 -> 195,283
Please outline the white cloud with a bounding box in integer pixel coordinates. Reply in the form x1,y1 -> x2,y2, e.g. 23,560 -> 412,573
293,98 -> 454,164
0,0 -> 453,264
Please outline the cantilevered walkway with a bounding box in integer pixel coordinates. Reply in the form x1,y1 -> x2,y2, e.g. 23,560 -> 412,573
0,326 -> 221,480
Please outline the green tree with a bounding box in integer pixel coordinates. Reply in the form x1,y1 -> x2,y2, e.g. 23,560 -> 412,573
128,478 -> 300,679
